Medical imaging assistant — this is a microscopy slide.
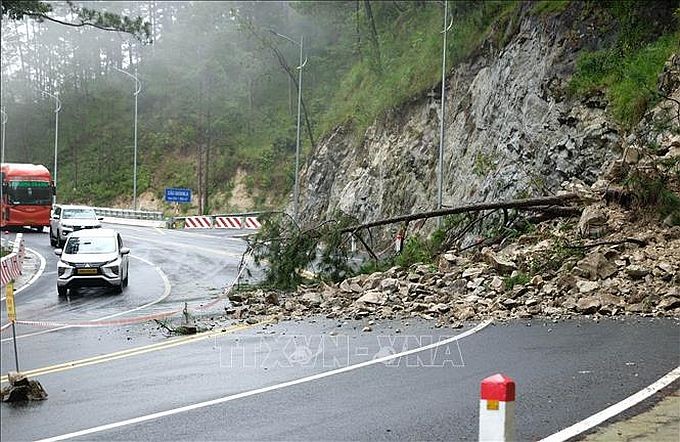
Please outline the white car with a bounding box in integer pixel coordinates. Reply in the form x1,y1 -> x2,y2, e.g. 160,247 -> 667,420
50,205 -> 102,247
55,228 -> 130,296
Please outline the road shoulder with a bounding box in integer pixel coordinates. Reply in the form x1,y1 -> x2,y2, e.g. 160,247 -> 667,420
581,384 -> 680,441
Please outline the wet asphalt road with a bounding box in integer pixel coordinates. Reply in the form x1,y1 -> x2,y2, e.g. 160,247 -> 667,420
1,226 -> 679,441
1,225 -> 249,327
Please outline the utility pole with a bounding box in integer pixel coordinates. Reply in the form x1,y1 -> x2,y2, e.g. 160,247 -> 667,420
113,66 -> 141,211
1,107 -> 6,223
270,30 -> 307,224
438,1 -> 452,226
41,91 -> 61,205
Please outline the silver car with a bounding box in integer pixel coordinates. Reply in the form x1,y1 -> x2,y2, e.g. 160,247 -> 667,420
55,228 -> 130,296
50,205 -> 102,247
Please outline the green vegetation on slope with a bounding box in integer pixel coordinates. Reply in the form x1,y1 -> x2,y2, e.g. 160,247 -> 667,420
570,32 -> 679,130
318,1 -> 518,135
570,1 -> 680,130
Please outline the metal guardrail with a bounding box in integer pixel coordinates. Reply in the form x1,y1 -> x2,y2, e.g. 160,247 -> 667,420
92,208 -> 269,229
93,207 -> 164,221
171,211 -> 266,221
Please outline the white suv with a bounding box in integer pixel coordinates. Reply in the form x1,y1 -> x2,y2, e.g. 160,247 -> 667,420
55,228 -> 130,296
50,205 -> 102,247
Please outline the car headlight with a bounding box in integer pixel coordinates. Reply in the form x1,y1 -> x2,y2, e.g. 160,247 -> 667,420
102,258 -> 121,277
57,261 -> 74,278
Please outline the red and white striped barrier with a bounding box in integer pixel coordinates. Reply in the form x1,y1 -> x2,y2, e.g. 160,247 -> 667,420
1,234 -> 24,287
479,373 -> 515,441
214,216 -> 242,229
184,216 -> 213,229
244,216 -> 261,230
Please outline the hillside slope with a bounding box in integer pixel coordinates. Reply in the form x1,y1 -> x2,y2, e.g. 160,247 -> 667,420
296,1 -> 678,236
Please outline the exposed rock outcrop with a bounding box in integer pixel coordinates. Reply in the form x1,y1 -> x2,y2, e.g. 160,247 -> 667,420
298,3 -> 622,236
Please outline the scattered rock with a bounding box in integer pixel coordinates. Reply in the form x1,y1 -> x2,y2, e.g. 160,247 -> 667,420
659,296 -> 680,310
575,252 -> 618,280
577,280 -> 600,294
482,248 -> 518,275
1,372 -> 48,402
578,206 -> 608,238
576,296 -> 601,314
626,265 -> 650,280
355,291 -> 387,305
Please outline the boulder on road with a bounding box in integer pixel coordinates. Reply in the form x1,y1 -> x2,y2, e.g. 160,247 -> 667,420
1,372 -> 48,402
354,290 -> 387,306
576,296 -> 601,314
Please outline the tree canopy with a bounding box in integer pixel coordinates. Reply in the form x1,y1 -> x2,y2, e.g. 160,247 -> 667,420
1,0 -> 150,41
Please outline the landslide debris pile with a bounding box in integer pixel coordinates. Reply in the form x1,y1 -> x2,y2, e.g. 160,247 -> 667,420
225,144 -> 679,327
226,206 -> 679,327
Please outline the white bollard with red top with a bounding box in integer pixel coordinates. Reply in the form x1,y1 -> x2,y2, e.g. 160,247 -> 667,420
479,373 -> 516,442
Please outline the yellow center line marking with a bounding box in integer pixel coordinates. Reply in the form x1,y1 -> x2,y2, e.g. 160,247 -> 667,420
1,319 -> 270,383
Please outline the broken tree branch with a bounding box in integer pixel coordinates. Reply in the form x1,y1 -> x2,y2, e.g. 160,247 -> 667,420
340,193 -> 580,233
565,238 -> 648,249
352,231 -> 379,262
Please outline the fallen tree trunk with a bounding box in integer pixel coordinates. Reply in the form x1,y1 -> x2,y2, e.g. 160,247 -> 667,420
341,193 -> 580,233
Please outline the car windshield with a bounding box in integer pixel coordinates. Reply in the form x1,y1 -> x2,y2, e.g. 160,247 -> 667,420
7,181 -> 52,205
64,236 -> 116,254
62,208 -> 97,219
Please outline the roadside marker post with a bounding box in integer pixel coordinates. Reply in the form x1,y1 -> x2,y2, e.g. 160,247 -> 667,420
6,281 -> 20,371
479,373 -> 515,441
395,231 -> 404,253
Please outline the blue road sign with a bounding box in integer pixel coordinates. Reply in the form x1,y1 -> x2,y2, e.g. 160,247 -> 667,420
165,187 -> 192,203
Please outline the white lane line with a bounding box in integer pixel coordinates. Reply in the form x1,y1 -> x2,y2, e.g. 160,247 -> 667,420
37,320 -> 492,442
0,254 -> 172,342
154,227 -> 166,235
0,247 -> 46,301
539,365 -> 680,442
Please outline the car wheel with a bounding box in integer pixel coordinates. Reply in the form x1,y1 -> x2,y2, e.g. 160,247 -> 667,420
49,228 -> 57,247
113,284 -> 123,294
57,285 -> 67,297
122,274 -> 129,288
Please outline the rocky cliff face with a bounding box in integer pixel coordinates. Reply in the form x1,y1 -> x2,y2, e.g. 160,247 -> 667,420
298,4 -> 623,233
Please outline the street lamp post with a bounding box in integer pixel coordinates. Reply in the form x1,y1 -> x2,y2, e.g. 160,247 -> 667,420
0,106 -> 6,163
114,66 -> 141,211
438,1 -> 452,225
41,91 -> 61,205
1,107 -> 7,223
270,30 -> 307,224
